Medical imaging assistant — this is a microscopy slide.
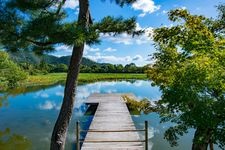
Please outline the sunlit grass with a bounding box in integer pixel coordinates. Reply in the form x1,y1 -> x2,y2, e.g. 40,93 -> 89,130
21,73 -> 147,87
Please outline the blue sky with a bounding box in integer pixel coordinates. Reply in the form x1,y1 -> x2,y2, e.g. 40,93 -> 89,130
52,0 -> 224,66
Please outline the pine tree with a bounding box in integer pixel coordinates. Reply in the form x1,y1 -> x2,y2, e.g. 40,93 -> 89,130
0,0 -> 142,149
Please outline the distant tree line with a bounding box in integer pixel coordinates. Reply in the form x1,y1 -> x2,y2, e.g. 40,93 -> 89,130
18,61 -> 68,75
6,51 -> 148,75
18,61 -> 148,74
80,63 -> 148,73
0,50 -> 148,91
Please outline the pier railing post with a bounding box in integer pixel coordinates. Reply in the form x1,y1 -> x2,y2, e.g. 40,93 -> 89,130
76,121 -> 80,150
145,121 -> 148,150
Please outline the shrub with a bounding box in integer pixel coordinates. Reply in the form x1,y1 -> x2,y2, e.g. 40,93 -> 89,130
0,51 -> 27,90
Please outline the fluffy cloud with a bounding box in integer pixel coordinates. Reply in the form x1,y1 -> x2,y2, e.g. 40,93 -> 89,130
85,45 -> 100,52
56,91 -> 64,97
85,53 -> 148,66
53,45 -> 72,57
55,45 -> 72,53
181,6 -> 187,10
40,93 -> 49,98
162,10 -> 168,14
39,101 -> 61,110
54,44 -> 100,56
63,0 -> 79,9
103,47 -> 117,52
132,55 -> 143,61
100,23 -> 153,45
132,0 -> 160,17
86,54 -> 132,64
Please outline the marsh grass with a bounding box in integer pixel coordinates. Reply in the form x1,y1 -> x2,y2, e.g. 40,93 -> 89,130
20,73 -> 147,87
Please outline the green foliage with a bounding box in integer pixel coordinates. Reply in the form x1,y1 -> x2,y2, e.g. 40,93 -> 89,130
0,0 -> 141,54
147,7 -> 225,148
0,51 -> 27,90
8,50 -> 147,74
94,16 -> 143,36
22,73 -> 147,87
122,95 -> 157,114
80,63 -> 146,73
51,64 -> 68,73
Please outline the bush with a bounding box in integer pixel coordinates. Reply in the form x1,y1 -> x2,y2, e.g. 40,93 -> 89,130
122,95 -> 156,114
50,64 -> 68,73
0,51 -> 27,90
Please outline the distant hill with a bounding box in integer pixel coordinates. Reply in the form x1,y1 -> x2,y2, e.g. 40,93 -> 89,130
7,51 -> 146,73
8,51 -> 99,66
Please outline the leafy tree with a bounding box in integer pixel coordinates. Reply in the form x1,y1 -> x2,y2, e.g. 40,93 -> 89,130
125,63 -> 138,73
51,63 -> 68,73
107,64 -> 116,73
147,6 -> 225,150
0,0 -> 142,149
39,60 -> 51,73
80,65 -> 91,73
116,64 -> 124,73
91,64 -> 101,73
0,51 -> 27,90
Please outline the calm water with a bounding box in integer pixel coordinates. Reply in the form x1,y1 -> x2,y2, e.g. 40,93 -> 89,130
0,80 -> 208,150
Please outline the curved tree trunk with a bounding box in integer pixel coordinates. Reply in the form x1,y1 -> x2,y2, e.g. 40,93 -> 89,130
50,0 -> 91,149
209,140 -> 214,150
192,127 -> 211,150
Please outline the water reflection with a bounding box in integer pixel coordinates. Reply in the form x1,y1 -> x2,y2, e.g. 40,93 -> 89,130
0,128 -> 32,150
0,80 -> 198,150
0,94 -> 9,108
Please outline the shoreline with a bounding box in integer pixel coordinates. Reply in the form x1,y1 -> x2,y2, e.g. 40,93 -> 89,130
10,73 -> 147,92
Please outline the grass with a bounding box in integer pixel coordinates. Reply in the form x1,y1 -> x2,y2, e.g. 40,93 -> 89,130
20,73 -> 147,87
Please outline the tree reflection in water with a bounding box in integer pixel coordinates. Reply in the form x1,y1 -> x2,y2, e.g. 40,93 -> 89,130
0,94 -> 8,108
0,128 -> 32,150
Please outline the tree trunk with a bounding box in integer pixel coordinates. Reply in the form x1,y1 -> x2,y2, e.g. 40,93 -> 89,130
50,0 -> 91,149
209,140 -> 214,150
192,128 -> 210,150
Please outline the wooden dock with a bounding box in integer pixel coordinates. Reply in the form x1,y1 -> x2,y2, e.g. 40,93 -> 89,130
80,93 -> 145,150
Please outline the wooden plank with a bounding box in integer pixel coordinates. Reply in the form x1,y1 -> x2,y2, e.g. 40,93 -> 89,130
81,93 -> 144,150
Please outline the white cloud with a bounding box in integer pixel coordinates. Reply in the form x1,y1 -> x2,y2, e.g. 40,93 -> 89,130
156,10 -> 168,16
39,101 -> 61,110
181,6 -> 187,10
34,92 -> 49,98
100,33 -> 133,45
55,45 -> 72,52
40,93 -> 49,98
85,45 -> 100,52
54,44 -> 151,66
146,57 -> 152,61
63,0 -> 79,9
132,55 -> 143,61
100,23 -> 153,45
162,10 -> 168,14
54,45 -> 73,57
83,45 -> 100,56
85,53 -> 148,66
54,44 -> 100,57
56,91 -> 64,97
133,80 -> 145,87
132,0 -> 160,17
75,8 -> 80,15
103,47 -> 117,52
173,5 -> 187,10
86,54 -> 132,64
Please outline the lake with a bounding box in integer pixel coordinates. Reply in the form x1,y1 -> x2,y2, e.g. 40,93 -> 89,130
0,80 -> 205,150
